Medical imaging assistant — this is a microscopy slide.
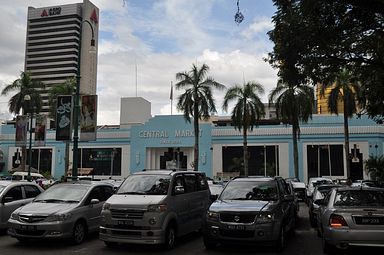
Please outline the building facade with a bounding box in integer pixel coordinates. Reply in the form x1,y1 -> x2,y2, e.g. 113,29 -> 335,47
25,0 -> 99,114
1,98 -> 383,183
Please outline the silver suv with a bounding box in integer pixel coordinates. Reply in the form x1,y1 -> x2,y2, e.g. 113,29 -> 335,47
99,170 -> 211,249
0,181 -> 44,230
203,177 -> 297,251
7,181 -> 114,244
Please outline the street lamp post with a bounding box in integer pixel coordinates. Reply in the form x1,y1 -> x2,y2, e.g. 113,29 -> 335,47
72,20 -> 95,181
24,95 -> 34,182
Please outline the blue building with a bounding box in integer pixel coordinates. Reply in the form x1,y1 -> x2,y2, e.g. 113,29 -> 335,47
1,97 -> 383,183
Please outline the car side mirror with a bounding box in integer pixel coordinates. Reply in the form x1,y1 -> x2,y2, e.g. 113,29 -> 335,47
314,199 -> 324,206
90,198 -> 100,205
174,185 -> 185,195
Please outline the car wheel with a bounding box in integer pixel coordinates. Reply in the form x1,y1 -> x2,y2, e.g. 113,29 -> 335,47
104,241 -> 118,248
275,226 -> 285,252
72,221 -> 86,245
163,225 -> 176,250
203,237 -> 217,250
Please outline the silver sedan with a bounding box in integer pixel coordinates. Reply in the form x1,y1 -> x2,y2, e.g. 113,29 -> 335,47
316,186 -> 384,253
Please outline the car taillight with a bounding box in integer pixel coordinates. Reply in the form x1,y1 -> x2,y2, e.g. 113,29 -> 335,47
329,214 -> 348,228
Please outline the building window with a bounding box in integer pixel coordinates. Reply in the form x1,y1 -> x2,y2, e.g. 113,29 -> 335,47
222,145 -> 279,177
77,148 -> 122,176
307,145 -> 344,180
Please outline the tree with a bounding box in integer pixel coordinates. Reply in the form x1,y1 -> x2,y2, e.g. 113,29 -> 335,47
48,77 -> 76,175
175,64 -> 225,171
267,0 -> 384,122
269,82 -> 314,179
1,71 -> 44,171
222,82 -> 265,177
365,155 -> 384,182
323,68 -> 361,179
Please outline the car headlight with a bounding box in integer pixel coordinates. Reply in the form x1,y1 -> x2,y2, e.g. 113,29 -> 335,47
10,211 -> 19,220
256,213 -> 274,223
102,202 -> 111,211
46,213 -> 72,222
147,204 -> 167,212
206,211 -> 219,221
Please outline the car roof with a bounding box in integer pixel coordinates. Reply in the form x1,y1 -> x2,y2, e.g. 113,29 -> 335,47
334,186 -> 384,192
132,170 -> 204,176
55,180 -> 113,188
0,180 -> 40,187
231,176 -> 277,182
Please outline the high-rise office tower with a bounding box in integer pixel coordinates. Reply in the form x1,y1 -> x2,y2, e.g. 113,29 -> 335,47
25,0 -> 99,114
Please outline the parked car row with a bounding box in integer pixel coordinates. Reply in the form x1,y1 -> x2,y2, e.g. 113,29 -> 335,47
1,171 -> 301,252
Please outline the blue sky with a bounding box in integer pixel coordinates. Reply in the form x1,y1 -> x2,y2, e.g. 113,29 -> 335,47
0,0 -> 278,125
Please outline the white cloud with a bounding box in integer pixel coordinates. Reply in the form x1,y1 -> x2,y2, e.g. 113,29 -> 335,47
0,0 -> 278,126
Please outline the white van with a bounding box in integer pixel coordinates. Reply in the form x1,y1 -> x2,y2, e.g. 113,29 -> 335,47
12,171 -> 44,181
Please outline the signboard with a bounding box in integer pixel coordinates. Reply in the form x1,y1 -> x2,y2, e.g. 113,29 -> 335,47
80,95 -> 97,141
15,115 -> 27,146
55,95 -> 72,141
34,114 -> 47,146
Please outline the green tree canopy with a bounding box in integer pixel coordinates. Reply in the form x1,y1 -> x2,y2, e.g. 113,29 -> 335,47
1,71 -> 44,114
267,0 -> 384,122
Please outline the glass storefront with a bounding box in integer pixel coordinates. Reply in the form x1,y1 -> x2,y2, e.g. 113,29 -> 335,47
75,148 -> 122,176
222,145 -> 279,176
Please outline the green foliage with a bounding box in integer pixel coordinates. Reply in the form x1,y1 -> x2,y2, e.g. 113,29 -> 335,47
175,63 -> 225,171
222,82 -> 265,132
365,156 -> 384,182
1,71 -> 44,114
175,64 -> 225,122
267,0 -> 384,122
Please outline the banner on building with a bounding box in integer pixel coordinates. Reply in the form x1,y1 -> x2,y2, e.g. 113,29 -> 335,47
80,95 -> 97,141
15,115 -> 27,146
55,95 -> 72,141
34,114 -> 47,146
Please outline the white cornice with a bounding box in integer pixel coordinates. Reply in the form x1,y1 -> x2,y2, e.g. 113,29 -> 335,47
212,126 -> 384,137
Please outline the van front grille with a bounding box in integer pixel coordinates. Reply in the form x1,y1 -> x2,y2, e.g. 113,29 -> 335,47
110,209 -> 145,219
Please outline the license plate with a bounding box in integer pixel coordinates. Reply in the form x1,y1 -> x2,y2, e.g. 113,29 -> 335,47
361,217 -> 382,225
227,225 -> 245,230
117,220 -> 133,226
20,225 -> 37,231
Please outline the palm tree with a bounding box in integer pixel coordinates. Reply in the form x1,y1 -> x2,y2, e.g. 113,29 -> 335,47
323,68 -> 361,179
269,82 -> 314,179
175,63 -> 225,171
223,82 -> 265,177
1,71 -> 44,171
48,77 -> 76,175
365,155 -> 384,182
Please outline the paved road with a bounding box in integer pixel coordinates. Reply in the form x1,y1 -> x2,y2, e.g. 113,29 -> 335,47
0,203 -> 382,254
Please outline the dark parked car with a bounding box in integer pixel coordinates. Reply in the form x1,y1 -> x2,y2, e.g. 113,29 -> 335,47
316,187 -> 384,253
203,176 -> 296,251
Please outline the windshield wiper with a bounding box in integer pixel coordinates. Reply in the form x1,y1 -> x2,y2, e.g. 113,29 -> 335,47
117,191 -> 146,195
35,199 -> 65,203
63,200 -> 79,203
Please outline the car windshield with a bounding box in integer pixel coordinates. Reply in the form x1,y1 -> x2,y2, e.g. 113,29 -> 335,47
219,180 -> 278,201
313,180 -> 333,187
334,190 -> 384,207
34,184 -> 89,203
117,175 -> 170,195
